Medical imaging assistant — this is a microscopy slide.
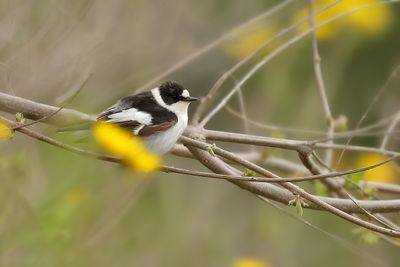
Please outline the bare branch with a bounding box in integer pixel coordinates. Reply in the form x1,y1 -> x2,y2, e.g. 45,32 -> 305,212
0,92 -> 94,126
381,110 -> 400,150
181,136 -> 400,236
166,154 -> 398,185
309,0 -> 335,167
225,104 -> 400,139
12,71 -> 92,130
204,129 -> 400,156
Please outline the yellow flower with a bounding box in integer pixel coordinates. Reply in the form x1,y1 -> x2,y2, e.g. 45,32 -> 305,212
355,153 -> 398,183
92,122 -> 161,173
293,0 -> 392,41
65,188 -> 87,206
234,258 -> 271,267
343,0 -> 392,34
0,120 -> 12,141
224,25 -> 277,60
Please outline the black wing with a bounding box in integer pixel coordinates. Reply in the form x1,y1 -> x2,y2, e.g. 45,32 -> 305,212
97,92 -> 153,121
97,91 -> 178,135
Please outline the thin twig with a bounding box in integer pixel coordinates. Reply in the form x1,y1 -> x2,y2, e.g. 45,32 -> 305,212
225,104 -> 400,139
166,154 -> 399,184
12,72 -> 92,130
0,92 -> 94,125
309,0 -> 335,167
381,109 -> 400,150
203,129 -> 400,156
335,63 -> 400,168
303,149 -> 400,233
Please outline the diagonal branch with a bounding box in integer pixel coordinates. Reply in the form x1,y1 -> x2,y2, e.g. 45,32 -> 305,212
182,136 -> 400,236
0,92 -> 94,126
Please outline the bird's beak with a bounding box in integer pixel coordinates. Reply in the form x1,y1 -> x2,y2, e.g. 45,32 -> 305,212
185,96 -> 198,102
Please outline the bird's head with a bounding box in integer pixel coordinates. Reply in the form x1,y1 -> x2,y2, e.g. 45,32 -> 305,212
158,81 -> 197,115
159,81 -> 197,104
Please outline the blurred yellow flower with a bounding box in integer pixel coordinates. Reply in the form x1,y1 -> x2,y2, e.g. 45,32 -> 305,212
65,188 -> 87,206
224,25 -> 277,60
355,153 -> 398,183
92,122 -> 161,173
293,0 -> 393,41
234,258 -> 270,267
0,120 -> 12,141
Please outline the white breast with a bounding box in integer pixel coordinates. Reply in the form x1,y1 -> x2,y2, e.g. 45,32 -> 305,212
142,88 -> 189,154
142,113 -> 187,154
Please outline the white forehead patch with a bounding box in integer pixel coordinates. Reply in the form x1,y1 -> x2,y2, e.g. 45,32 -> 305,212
181,89 -> 190,98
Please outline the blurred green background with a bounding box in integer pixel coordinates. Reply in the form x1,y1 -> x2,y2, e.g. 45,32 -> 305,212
1,0 -> 400,266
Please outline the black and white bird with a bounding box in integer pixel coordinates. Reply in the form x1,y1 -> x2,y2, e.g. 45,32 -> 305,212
97,81 -> 197,154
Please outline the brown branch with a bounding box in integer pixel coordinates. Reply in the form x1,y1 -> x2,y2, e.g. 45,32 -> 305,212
2,91 -> 400,237
11,71 -> 92,130
0,92 -> 94,126
204,129 -> 400,156
181,136 -> 400,236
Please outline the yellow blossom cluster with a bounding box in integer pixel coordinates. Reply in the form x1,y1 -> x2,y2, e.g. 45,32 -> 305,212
92,122 -> 161,173
224,0 -> 393,60
224,26 -> 277,60
355,152 -> 398,184
294,0 -> 393,41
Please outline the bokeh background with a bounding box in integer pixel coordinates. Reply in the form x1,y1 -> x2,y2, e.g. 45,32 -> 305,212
1,0 -> 400,266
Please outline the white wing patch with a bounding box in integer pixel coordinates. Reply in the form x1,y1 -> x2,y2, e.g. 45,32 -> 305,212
106,108 -> 152,125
